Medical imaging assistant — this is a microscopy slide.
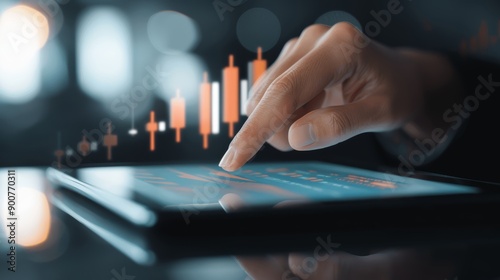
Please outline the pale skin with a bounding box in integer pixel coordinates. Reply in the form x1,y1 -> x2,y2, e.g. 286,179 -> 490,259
217,22 -> 466,279
217,21 -> 466,279
218,22 -> 464,171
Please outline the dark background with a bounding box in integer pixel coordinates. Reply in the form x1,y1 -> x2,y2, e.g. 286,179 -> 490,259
0,0 -> 499,182
1,1 -> 500,280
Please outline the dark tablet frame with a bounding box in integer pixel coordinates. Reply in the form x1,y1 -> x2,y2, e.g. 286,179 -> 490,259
46,161 -> 500,264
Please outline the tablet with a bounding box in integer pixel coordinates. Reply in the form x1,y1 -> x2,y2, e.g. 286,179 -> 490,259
46,161 -> 500,262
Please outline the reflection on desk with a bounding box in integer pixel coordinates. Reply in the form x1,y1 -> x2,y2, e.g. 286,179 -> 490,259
1,167 -> 500,280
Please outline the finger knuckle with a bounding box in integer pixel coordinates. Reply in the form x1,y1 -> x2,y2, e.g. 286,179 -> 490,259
268,76 -> 299,114
332,21 -> 363,40
327,110 -> 353,137
301,24 -> 330,38
283,37 -> 299,50
270,74 -> 295,96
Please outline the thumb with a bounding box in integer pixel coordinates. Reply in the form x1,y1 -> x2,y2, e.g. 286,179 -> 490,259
288,96 -> 394,151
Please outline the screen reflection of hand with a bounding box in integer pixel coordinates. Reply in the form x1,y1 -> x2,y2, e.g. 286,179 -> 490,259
219,193 -> 462,280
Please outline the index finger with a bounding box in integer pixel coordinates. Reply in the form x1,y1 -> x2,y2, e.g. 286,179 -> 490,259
219,23 -> 364,171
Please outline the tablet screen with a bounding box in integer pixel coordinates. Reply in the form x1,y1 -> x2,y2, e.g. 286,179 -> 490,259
75,161 -> 479,207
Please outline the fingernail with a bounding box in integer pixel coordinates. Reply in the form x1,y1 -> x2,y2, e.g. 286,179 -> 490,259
292,124 -> 316,148
219,146 -> 237,170
218,193 -> 245,213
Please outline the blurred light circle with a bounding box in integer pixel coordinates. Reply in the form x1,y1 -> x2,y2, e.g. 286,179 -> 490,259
147,11 -> 200,54
155,53 -> 206,124
236,8 -> 281,52
315,11 -> 362,30
155,53 -> 206,103
0,5 -> 48,104
0,5 -> 50,56
76,7 -> 133,102
17,187 -> 51,247
32,0 -> 65,40
0,52 -> 41,104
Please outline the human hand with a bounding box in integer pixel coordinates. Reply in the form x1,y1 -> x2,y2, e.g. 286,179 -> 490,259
219,22 -> 462,171
236,249 -> 455,280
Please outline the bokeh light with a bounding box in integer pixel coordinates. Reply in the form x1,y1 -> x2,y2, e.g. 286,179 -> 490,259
17,188 -> 51,247
0,4 -> 49,104
77,7 -> 133,102
147,10 -> 200,54
315,10 -> 362,30
0,5 -> 50,55
236,8 -> 281,52
0,51 -> 41,103
1,169 -> 51,248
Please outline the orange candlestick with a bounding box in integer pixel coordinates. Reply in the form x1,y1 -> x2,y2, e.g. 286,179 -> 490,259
146,111 -> 158,151
103,122 -> 118,161
78,135 -> 90,156
252,47 -> 267,85
54,149 -> 64,169
170,89 -> 186,143
223,54 -> 239,137
478,21 -> 489,49
199,72 -> 211,149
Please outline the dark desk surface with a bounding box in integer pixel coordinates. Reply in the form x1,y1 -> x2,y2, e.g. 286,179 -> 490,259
2,167 -> 500,280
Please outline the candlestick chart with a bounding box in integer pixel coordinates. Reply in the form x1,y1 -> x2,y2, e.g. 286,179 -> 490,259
53,48 -> 268,166
459,19 -> 500,55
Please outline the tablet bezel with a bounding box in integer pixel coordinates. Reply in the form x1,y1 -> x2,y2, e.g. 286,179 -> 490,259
46,160 -> 500,230
48,171 -> 500,263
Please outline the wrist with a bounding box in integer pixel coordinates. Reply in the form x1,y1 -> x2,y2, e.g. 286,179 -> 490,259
377,49 -> 466,169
